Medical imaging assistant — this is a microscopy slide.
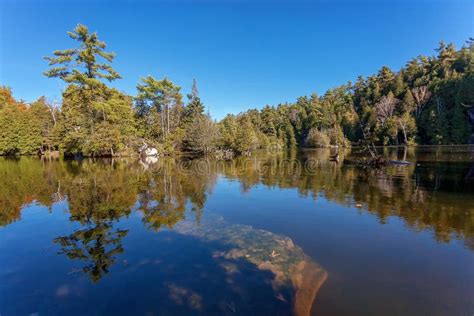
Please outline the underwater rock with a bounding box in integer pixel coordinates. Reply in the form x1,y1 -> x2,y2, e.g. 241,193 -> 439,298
173,213 -> 327,316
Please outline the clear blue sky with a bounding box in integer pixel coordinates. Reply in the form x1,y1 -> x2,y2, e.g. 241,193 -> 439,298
0,0 -> 472,119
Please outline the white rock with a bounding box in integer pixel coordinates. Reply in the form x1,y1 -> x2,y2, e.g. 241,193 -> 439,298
145,156 -> 158,164
144,147 -> 158,157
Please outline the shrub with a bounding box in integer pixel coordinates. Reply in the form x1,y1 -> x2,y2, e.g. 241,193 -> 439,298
305,128 -> 330,148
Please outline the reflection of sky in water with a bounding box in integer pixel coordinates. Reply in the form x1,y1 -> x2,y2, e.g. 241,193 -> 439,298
0,205 -> 324,315
0,147 -> 473,315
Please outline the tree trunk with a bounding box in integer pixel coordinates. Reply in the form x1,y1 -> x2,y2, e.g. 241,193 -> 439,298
49,107 -> 57,125
166,104 -> 170,135
161,105 -> 165,141
401,122 -> 408,145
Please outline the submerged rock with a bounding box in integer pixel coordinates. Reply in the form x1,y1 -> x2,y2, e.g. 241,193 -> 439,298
173,213 -> 327,316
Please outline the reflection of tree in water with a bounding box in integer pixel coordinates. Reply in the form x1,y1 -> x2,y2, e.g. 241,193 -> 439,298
0,157 -> 64,226
53,160 -> 138,282
54,222 -> 128,282
137,158 -> 216,230
50,158 -> 217,281
212,149 -> 474,248
348,162 -> 474,244
138,159 -> 186,231
0,148 -> 473,254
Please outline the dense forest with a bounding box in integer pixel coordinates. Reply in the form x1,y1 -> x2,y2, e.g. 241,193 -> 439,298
0,24 -> 473,157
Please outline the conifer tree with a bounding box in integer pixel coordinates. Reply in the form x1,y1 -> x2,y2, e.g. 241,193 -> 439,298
451,75 -> 473,143
183,79 -> 205,124
44,24 -> 134,156
136,76 -> 183,143
44,24 -> 120,85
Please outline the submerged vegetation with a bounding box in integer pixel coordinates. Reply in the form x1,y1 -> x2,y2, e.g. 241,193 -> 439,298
0,24 -> 473,157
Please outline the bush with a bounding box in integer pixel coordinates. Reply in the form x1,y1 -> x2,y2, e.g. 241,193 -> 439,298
305,128 -> 330,148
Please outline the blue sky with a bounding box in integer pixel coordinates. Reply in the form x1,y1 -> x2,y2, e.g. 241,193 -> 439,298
0,0 -> 472,119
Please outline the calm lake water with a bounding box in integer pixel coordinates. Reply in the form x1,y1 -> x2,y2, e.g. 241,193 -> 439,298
0,146 -> 473,316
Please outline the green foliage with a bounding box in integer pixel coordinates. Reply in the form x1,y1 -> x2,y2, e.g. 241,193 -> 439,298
58,84 -> 136,156
182,114 -> 219,154
0,101 -> 24,155
183,79 -> 205,125
450,74 -> 474,143
305,128 -> 330,148
218,114 -> 259,153
218,39 -> 472,149
0,89 -> 56,155
44,24 -> 120,85
450,102 -> 469,143
43,24 -> 135,157
136,76 -> 184,150
401,89 -> 415,113
2,25 -> 473,158
422,99 -> 450,145
30,97 -> 60,152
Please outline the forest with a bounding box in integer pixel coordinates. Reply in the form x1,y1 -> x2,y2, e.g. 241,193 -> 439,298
0,24 -> 473,157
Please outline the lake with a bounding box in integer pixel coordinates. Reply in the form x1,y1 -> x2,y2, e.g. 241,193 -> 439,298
0,146 -> 473,315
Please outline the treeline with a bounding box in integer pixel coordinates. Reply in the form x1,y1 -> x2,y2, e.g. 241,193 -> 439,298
0,24 -> 220,157
0,24 -> 473,157
228,39 -> 474,149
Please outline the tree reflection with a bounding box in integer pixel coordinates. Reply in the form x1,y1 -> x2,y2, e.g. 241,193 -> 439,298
0,157 -> 63,226
0,146 -> 473,259
51,159 -> 138,281
48,158 -> 215,281
54,223 -> 128,282
211,149 -> 474,246
137,158 -> 216,230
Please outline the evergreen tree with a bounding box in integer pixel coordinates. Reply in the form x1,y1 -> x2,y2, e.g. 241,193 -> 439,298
393,73 -> 406,97
450,101 -> 469,143
423,97 -> 449,144
44,24 -> 134,156
136,76 -> 183,145
29,97 -> 57,152
44,24 -> 120,85
183,79 -> 205,125
0,101 -> 23,155
401,89 -> 415,113
451,75 -> 474,143
235,116 -> 259,153
182,114 -> 219,155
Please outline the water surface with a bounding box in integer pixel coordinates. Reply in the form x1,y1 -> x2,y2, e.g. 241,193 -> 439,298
0,146 -> 473,315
